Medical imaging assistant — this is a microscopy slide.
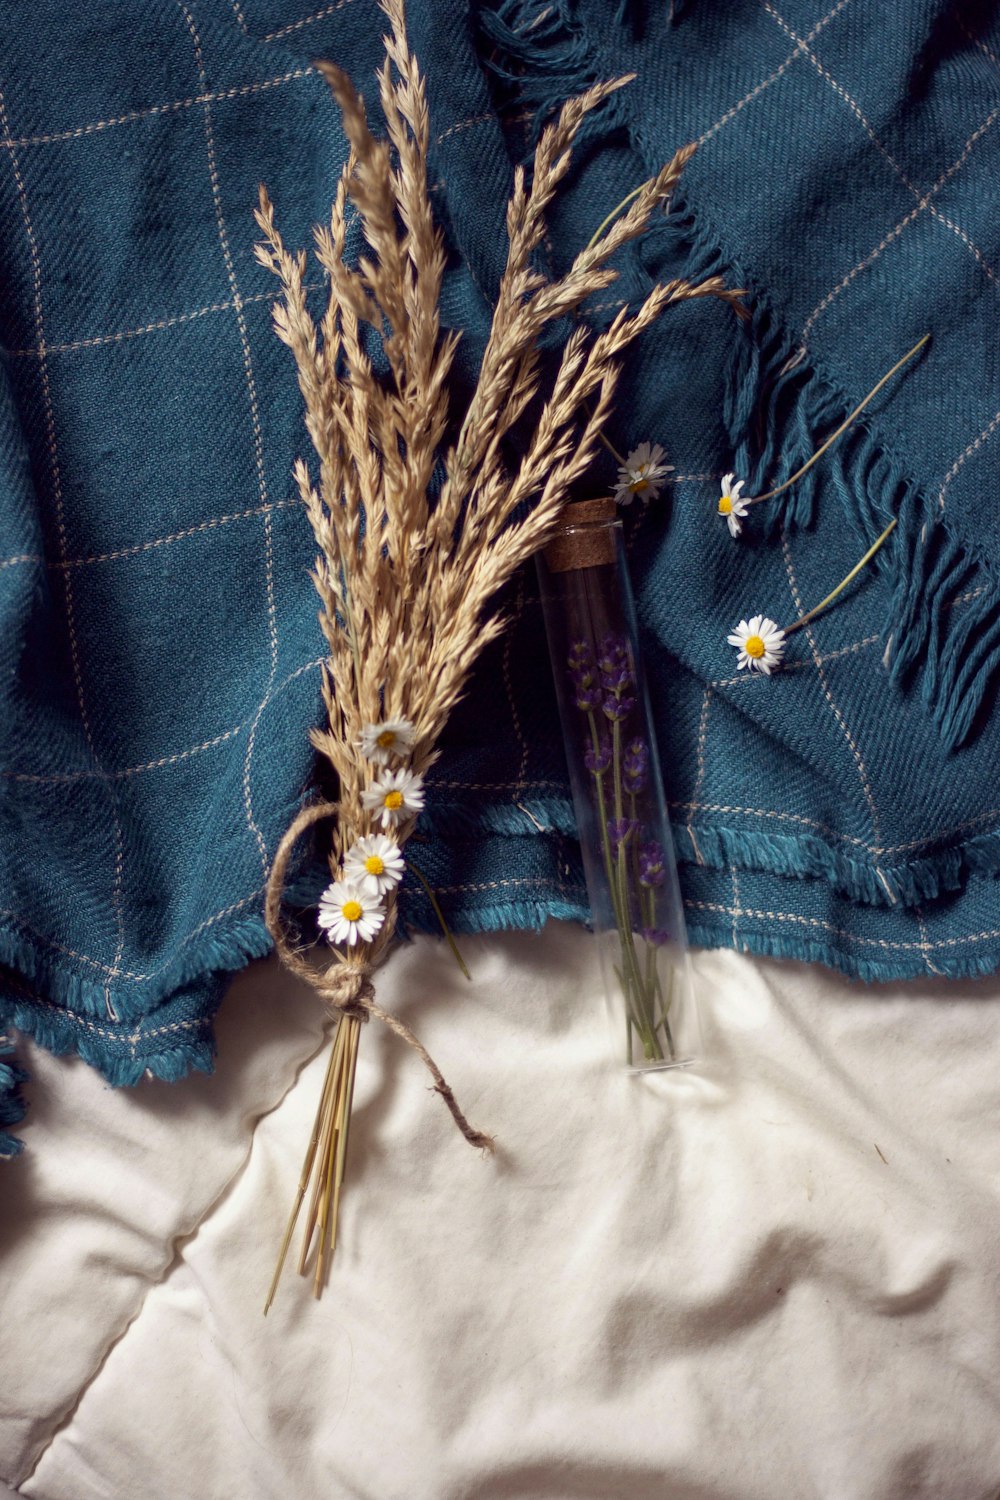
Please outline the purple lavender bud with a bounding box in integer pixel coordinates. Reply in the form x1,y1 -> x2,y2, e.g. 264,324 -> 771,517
597,633 -> 628,674
567,639 -> 593,676
607,817 -> 640,852
584,738 -> 612,774
574,682 -> 603,713
641,927 -> 671,947
623,737 -> 649,793
597,634 -> 634,694
568,642 -> 599,702
639,840 -> 666,887
602,693 -> 635,723
600,664 -> 633,694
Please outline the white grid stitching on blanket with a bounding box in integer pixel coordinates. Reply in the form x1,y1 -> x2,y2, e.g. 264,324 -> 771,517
226,0 -> 250,34
0,595 -> 977,797
916,906 -> 948,977
781,527 -> 885,852
1,888 -> 265,983
762,0 -> 999,290
2,648 -> 322,784
683,899 -> 1000,955
800,102 -> 1000,343
0,497 -> 300,577
961,17 -> 1000,72
1,968 -> 210,1045
0,79 -> 129,1013
1,281 -> 327,358
0,67 -> 314,149
261,0 -> 357,44
937,405 -> 1000,513
685,687 -> 712,866
698,0 -> 851,145
181,2 -> 280,884
671,799 -> 1000,859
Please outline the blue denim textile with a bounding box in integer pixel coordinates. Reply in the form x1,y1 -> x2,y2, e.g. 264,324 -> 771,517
1,0 -> 999,1114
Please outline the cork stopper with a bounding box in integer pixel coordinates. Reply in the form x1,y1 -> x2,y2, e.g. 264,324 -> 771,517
543,496 -> 618,572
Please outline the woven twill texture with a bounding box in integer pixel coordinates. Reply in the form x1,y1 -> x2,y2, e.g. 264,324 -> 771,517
1,0 -> 999,1102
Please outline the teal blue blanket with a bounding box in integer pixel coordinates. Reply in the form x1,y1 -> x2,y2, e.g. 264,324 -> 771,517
2,0 -> 999,1141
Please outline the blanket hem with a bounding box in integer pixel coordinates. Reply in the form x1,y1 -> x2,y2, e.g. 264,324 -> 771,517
4,856 -> 999,1105
421,795 -> 1000,911
0,1032 -> 28,1157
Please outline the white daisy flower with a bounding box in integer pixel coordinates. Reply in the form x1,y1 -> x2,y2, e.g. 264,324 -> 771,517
718,473 -> 750,537
317,880 -> 385,947
726,615 -> 786,675
361,767 -> 426,828
613,441 -> 674,505
358,717 -> 416,764
343,833 -> 405,896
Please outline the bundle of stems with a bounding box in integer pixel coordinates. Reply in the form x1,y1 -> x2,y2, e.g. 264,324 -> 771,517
257,0 -> 745,1309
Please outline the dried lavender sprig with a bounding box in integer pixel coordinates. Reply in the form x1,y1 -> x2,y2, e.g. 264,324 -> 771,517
623,737 -> 648,793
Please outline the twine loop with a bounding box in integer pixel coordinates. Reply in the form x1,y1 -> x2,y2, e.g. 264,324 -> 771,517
264,798 -> 494,1154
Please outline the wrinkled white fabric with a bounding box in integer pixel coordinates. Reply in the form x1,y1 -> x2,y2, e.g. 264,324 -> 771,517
3,925 -> 1000,1499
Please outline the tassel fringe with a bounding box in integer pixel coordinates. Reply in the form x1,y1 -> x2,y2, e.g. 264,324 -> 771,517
0,1034 -> 27,1157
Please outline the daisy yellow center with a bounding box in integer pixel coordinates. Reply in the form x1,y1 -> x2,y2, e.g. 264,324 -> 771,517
718,495 -> 732,515
364,854 -> 385,876
631,474 -> 649,491
384,789 -> 404,810
341,900 -> 363,923
744,634 -> 766,660
376,730 -> 396,748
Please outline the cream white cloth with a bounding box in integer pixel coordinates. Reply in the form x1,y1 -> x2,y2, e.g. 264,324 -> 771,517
3,925 -> 1000,1499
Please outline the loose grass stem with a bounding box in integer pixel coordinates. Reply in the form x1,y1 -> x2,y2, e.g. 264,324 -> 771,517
407,857 -> 472,980
750,336 -> 929,506
263,1034 -> 341,1315
299,1017 -> 349,1275
585,185 -> 644,253
784,517 -> 898,637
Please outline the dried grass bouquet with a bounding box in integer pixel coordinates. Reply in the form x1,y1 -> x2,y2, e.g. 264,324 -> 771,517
256,0 -> 744,1308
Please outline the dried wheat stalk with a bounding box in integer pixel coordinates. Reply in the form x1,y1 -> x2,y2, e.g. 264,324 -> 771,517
257,0 -> 744,1308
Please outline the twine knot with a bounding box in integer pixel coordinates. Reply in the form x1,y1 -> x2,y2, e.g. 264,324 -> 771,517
264,798 -> 495,1154
320,966 -> 374,1025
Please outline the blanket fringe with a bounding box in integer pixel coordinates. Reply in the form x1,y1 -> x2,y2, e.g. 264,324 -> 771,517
420,797 -> 1000,913
478,0 -> 629,147
885,502 -> 1000,749
0,963 -> 219,1089
403,892 -> 588,936
416,794 -> 578,839
681,822 -> 986,910
684,918 -> 1000,985
0,1033 -> 28,1157
0,912 -> 272,1026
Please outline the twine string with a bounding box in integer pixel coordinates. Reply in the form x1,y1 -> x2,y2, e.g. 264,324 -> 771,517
264,800 -> 495,1152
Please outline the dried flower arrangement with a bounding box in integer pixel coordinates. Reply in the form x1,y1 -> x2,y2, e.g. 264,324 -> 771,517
255,0 -> 745,1308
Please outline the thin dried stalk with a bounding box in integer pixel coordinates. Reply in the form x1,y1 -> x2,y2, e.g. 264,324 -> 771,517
259,0 -> 744,1306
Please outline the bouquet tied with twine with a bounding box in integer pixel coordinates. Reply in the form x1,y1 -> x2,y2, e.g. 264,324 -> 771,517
257,0 -> 744,1308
